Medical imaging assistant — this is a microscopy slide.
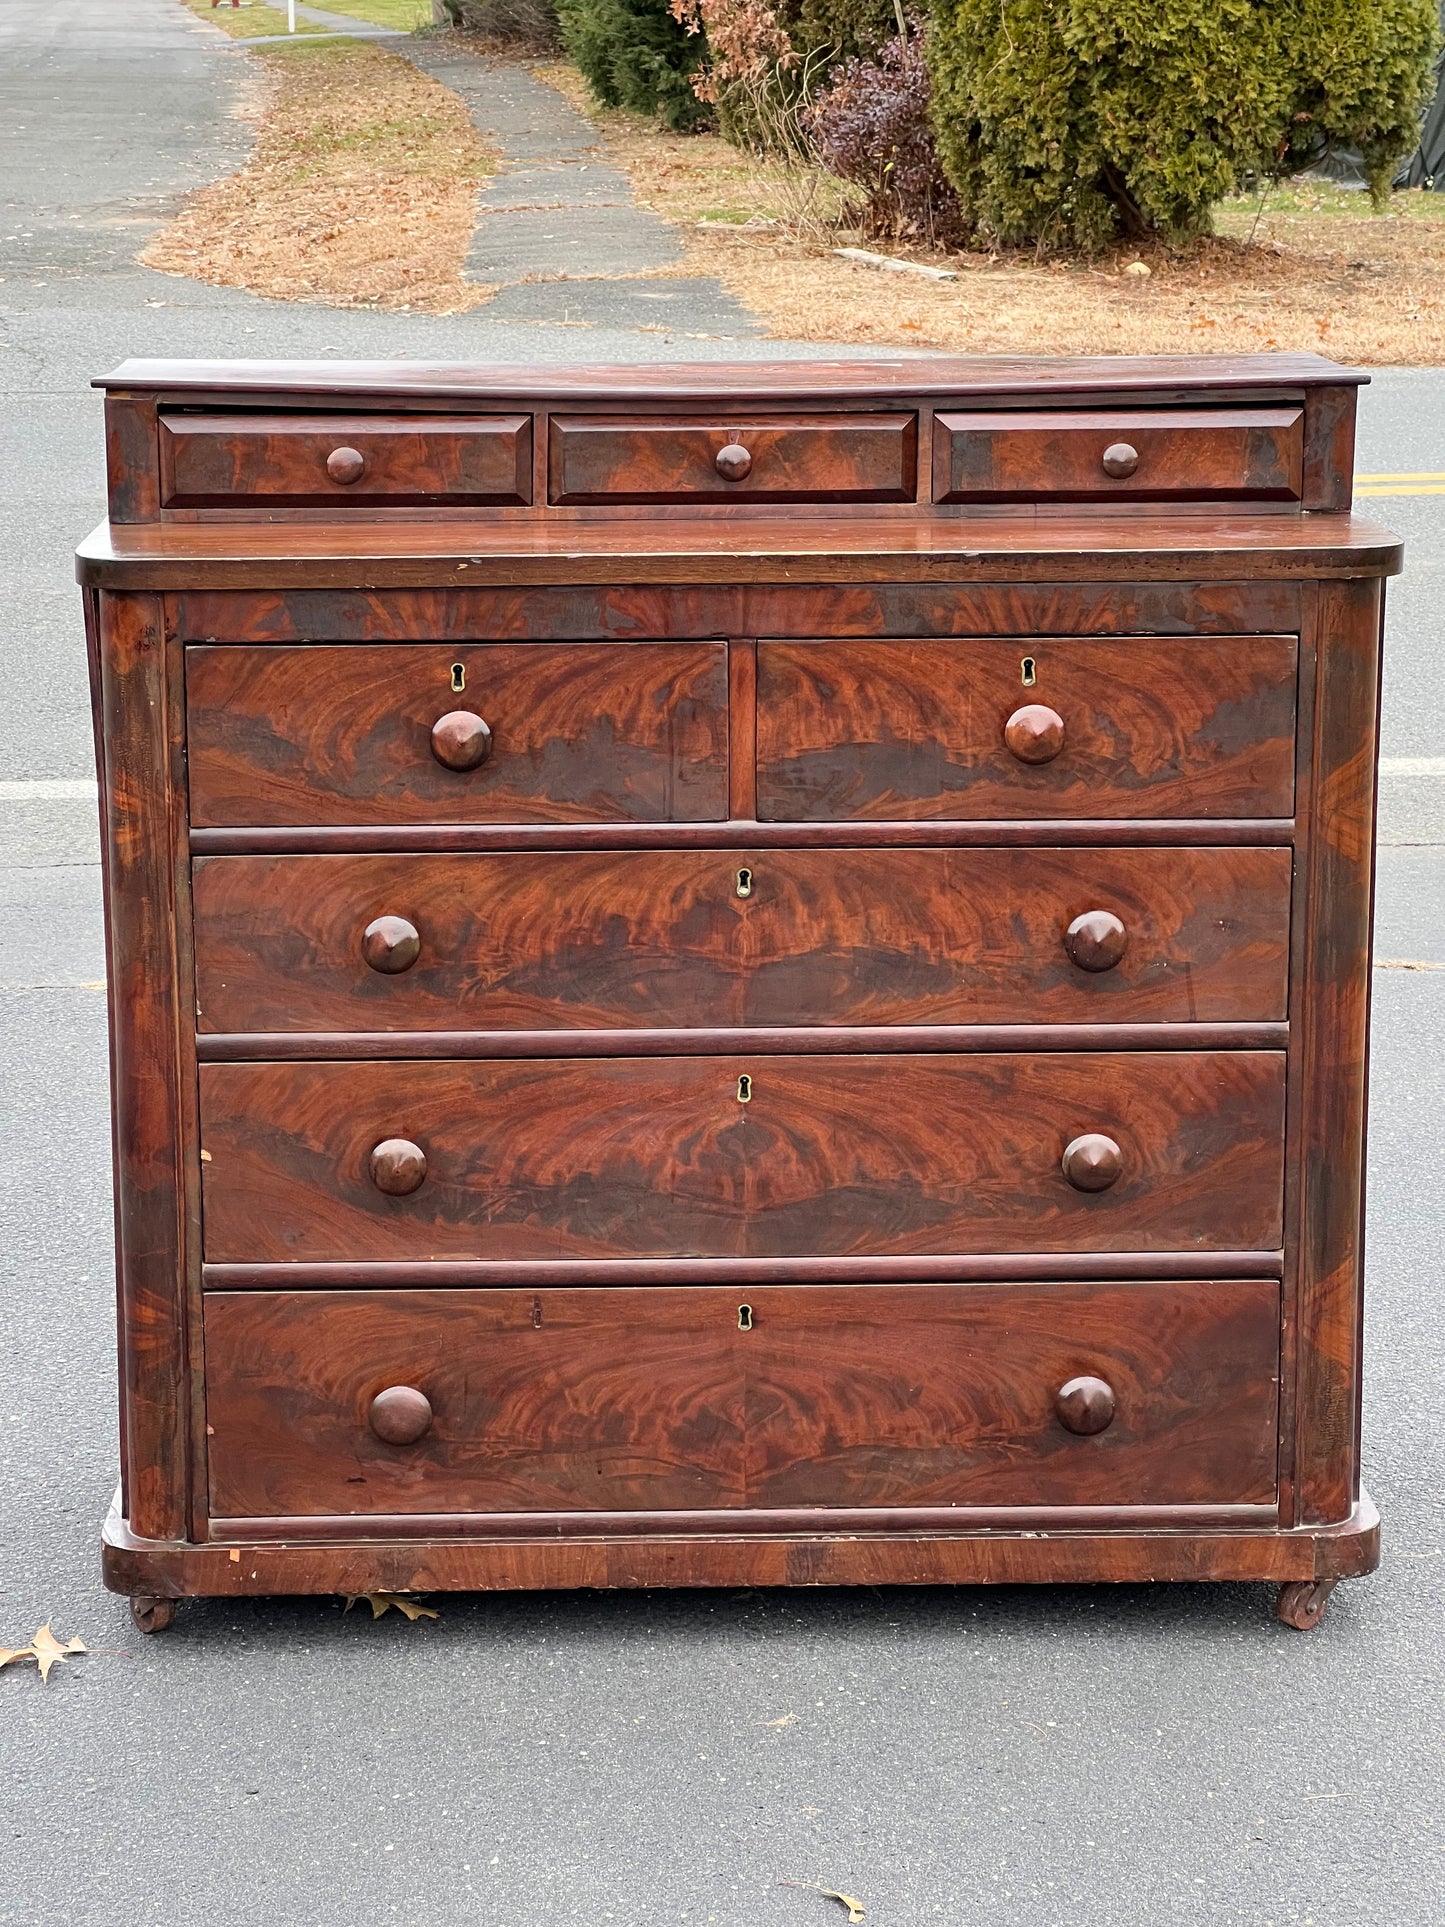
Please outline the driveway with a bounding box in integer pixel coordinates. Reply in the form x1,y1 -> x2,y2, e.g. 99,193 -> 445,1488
1,3 -> 1442,1922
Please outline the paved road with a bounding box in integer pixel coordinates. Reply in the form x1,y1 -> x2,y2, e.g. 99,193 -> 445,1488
1,3 -> 1443,1923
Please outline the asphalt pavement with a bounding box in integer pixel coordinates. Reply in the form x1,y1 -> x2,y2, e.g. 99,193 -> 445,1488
1,3 -> 1443,1923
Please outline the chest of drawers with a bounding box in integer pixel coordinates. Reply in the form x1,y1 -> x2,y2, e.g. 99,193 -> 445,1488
80,354 -> 1395,1634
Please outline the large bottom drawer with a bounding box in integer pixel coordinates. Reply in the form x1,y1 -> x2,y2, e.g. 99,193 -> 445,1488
203,1280 -> 1281,1519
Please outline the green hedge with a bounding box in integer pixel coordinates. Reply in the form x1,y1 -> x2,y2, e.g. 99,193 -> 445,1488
928,0 -> 1440,251
555,0 -> 709,130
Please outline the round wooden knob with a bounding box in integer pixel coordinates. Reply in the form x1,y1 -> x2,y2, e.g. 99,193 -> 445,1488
326,445 -> 366,485
1101,441 -> 1139,479
1055,1375 -> 1116,1435
430,710 -> 492,771
369,1138 -> 427,1196
362,915 -> 421,975
369,1385 -> 433,1445
1065,910 -> 1128,972
1061,1132 -> 1123,1192
715,443 -> 753,482
1004,703 -> 1065,765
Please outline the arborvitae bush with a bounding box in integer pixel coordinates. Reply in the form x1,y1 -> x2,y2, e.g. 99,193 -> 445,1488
927,0 -> 1440,252
555,0 -> 710,129
789,0 -> 906,61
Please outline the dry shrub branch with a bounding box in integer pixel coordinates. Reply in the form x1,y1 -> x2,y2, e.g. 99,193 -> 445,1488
143,39 -> 496,314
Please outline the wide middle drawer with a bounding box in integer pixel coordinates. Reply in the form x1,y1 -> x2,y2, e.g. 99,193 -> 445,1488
198,1051 -> 1286,1262
192,845 -> 1292,1033
185,641 -> 729,826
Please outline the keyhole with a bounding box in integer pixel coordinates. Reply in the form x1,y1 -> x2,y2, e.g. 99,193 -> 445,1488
738,1304 -> 754,1331
450,662 -> 466,693
736,1074 -> 752,1103
1020,656 -> 1037,687
736,866 -> 753,899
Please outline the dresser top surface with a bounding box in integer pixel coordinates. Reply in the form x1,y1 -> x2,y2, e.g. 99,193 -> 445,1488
95,352 -> 1365,405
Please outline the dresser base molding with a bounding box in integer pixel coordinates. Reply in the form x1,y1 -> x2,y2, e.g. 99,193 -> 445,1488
102,1490 -> 1379,1616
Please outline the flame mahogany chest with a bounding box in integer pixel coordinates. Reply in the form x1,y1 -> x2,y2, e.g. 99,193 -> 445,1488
79,354 -> 1394,1633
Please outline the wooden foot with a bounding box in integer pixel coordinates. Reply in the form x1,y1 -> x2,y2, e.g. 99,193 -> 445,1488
130,1595 -> 176,1635
1276,1578 -> 1335,1631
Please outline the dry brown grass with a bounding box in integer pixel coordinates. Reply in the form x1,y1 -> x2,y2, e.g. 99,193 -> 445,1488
535,62 -> 1445,363
143,38 -> 497,314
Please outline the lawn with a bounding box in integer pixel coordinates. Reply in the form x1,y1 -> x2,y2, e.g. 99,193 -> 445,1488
143,37 -> 496,313
304,0 -> 433,27
184,0 -> 327,37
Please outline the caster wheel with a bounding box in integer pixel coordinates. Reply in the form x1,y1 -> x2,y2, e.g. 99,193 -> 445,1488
130,1595 -> 176,1635
1276,1578 -> 1335,1631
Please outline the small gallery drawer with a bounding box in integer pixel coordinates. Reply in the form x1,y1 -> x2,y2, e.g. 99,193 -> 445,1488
185,642 -> 728,827
192,844 -> 1293,1034
932,408 -> 1303,503
547,413 -> 917,504
203,1279 -> 1282,1519
159,413 -> 532,508
198,1051 -> 1286,1263
756,635 -> 1298,821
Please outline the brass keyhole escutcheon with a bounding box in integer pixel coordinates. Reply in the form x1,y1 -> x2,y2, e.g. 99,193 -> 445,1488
449,662 -> 466,693
736,866 -> 753,899
738,1304 -> 754,1331
1020,656 -> 1037,687
736,1074 -> 753,1103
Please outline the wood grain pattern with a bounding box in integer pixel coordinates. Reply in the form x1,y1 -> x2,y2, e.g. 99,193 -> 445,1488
75,512 -> 1402,593
191,844 -> 1293,1034
549,414 -> 917,504
201,1280 -> 1281,1517
159,413 -> 531,508
756,635 -> 1298,821
933,409 -> 1303,503
85,356 -> 1389,1613
92,594 -> 192,1541
197,1051 -> 1286,1263
103,1488 -> 1381,1597
96,350 -> 1360,404
184,642 -> 728,827
189,818 -> 1298,857
168,581 -> 1304,645
1293,577 -> 1383,1524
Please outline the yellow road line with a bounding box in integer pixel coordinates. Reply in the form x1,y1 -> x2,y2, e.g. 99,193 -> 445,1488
1355,472 -> 1445,481
1356,484 -> 1445,495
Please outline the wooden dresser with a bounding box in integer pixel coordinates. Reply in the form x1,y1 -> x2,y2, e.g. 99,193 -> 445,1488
80,354 -> 1394,1633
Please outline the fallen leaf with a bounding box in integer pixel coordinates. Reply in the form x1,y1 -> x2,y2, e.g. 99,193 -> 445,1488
0,1624 -> 88,1682
760,1713 -> 799,1728
343,1592 -> 439,1622
778,1880 -> 865,1921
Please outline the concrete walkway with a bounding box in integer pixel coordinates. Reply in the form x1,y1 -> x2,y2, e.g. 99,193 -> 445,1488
218,13 -> 763,334
401,38 -> 761,334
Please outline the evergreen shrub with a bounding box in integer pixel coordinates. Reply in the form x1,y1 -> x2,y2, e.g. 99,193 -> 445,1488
555,0 -> 710,128
927,0 -> 1440,251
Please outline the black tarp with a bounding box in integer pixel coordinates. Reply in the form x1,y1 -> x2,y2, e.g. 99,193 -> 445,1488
1397,49 -> 1445,187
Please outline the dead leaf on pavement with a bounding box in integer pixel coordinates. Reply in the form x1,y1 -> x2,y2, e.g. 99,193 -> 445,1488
759,1713 -> 799,1727
778,1880 -> 865,1921
0,1624 -> 88,1682
343,1592 -> 439,1622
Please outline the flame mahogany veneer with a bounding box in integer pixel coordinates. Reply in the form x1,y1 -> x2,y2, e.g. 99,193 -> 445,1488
81,354 -> 1394,1630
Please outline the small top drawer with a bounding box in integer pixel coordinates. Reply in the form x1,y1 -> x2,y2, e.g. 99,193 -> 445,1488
159,413 -> 532,508
548,414 -> 918,505
933,408 -> 1303,503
